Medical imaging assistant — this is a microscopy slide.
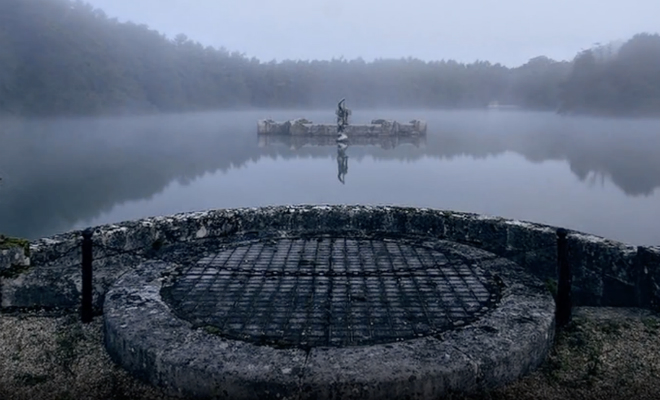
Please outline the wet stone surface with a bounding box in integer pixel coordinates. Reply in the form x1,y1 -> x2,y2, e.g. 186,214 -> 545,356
161,235 -> 501,348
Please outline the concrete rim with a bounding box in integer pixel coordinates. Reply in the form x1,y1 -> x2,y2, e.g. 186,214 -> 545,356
103,237 -> 554,400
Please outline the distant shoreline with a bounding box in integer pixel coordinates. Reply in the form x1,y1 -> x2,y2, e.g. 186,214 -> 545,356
2,1 -> 658,120
4,105 -> 660,120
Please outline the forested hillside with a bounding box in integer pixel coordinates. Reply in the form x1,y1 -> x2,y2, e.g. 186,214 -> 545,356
560,34 -> 660,116
0,0 -> 658,117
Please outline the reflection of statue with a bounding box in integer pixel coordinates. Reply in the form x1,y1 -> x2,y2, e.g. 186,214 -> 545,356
336,98 -> 350,142
337,142 -> 349,184
257,134 -> 426,149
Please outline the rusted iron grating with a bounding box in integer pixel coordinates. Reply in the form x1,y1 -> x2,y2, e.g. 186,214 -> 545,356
162,237 -> 501,348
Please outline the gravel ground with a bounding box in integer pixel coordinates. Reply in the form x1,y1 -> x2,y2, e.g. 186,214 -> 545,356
1,307 -> 660,400
0,311 -> 176,400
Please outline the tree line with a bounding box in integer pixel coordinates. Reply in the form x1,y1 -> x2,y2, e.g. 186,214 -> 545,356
1,0 -> 658,117
559,34 -> 660,116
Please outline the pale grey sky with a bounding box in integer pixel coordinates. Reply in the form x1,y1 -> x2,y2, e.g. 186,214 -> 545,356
85,0 -> 659,66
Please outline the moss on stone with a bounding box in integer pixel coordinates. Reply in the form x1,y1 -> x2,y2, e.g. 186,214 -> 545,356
202,325 -> 222,335
0,234 -> 30,257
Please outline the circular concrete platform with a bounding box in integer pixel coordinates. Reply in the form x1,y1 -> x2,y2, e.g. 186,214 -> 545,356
104,234 -> 554,400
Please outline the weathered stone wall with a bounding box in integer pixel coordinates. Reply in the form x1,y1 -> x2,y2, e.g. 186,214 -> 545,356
0,246 -> 30,277
257,119 -> 427,136
1,205 -> 659,313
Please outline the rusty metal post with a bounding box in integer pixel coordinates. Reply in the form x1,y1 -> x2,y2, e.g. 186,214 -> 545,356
81,229 -> 93,323
556,228 -> 572,328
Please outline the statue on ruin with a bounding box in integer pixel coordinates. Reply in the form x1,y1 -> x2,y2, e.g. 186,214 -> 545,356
336,98 -> 350,142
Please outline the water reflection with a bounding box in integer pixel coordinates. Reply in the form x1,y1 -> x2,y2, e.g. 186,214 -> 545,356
258,134 -> 427,185
0,110 -> 659,241
337,143 -> 348,184
257,134 -> 427,150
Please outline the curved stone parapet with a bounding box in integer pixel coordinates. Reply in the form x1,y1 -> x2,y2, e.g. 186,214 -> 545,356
2,205 -> 659,311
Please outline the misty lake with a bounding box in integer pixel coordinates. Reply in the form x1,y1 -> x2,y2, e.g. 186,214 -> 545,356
1,109 -> 659,246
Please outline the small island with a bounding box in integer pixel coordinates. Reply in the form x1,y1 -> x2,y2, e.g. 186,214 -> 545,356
257,118 -> 427,136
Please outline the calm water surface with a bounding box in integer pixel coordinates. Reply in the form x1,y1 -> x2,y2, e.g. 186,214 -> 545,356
1,109 -> 659,246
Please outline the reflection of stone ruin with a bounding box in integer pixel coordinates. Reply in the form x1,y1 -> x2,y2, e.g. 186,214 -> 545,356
257,118 -> 427,136
258,134 -> 426,150
256,101 -> 428,184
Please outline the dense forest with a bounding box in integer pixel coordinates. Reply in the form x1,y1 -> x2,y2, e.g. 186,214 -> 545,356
560,36 -> 660,116
0,0 -> 659,117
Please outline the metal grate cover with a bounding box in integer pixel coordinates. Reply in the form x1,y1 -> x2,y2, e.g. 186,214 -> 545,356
161,236 -> 501,349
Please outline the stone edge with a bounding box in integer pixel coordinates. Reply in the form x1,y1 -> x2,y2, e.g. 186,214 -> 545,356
3,205 -> 659,311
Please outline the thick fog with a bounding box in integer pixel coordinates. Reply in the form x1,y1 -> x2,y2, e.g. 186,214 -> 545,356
3,0 -> 659,117
83,0 -> 659,66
